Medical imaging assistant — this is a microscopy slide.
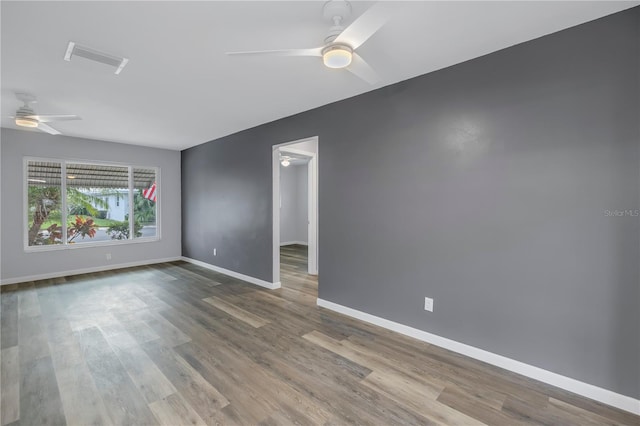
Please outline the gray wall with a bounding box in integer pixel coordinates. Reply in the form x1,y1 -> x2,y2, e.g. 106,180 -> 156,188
280,164 -> 308,245
181,8 -> 639,398
1,128 -> 181,282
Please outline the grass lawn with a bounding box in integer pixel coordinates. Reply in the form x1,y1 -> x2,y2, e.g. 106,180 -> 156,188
34,213 -> 122,229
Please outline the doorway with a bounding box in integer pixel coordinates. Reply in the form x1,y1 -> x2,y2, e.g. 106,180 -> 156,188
272,137 -> 318,286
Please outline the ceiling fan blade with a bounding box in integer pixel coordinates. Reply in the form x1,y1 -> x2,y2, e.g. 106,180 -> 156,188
26,114 -> 81,123
335,2 -> 397,50
226,47 -> 322,57
37,122 -> 61,135
347,53 -> 380,85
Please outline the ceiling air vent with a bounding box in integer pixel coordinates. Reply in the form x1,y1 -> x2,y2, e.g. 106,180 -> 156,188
64,41 -> 129,75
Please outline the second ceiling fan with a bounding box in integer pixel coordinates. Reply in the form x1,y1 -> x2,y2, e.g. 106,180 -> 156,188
226,0 -> 396,85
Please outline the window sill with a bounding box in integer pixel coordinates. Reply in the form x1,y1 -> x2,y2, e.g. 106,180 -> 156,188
24,236 -> 161,253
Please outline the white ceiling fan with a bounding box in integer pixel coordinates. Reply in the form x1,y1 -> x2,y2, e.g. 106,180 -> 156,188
280,155 -> 293,167
11,92 -> 81,135
280,152 -> 310,167
226,0 -> 397,85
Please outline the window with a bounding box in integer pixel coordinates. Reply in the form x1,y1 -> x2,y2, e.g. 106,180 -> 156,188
25,158 -> 159,249
27,161 -> 64,246
134,168 -> 157,239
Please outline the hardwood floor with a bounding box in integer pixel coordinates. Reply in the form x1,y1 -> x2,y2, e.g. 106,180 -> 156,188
1,245 -> 638,425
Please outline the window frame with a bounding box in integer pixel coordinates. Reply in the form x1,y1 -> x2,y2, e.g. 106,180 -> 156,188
23,156 -> 161,252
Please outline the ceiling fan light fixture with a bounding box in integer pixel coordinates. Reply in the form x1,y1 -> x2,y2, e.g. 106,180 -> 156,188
322,45 -> 353,69
64,41 -> 129,75
15,117 -> 38,128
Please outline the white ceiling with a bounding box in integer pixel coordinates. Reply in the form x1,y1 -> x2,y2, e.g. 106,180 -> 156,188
2,1 -> 637,150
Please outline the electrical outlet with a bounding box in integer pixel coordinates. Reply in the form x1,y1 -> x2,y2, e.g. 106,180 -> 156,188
424,297 -> 434,312
213,248 -> 217,256
105,253 -> 112,260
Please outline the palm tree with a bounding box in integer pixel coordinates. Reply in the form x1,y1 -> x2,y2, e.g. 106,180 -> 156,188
28,186 -> 61,244
67,188 -> 108,216
27,186 -> 108,245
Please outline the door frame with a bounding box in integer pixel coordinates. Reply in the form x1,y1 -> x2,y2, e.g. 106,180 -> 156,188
272,136 -> 318,285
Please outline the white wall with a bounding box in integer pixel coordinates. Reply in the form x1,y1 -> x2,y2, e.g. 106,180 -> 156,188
279,164 -> 308,245
101,192 -> 129,221
0,128 -> 181,284
295,165 -> 308,242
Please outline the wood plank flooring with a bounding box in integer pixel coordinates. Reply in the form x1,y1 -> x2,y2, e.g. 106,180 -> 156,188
1,244 -> 638,425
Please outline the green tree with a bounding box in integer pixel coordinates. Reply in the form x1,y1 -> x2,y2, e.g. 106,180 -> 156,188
106,220 -> 142,240
134,191 -> 156,223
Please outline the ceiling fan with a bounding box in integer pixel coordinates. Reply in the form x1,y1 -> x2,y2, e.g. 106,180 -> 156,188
226,0 -> 397,85
10,92 -> 81,135
280,152 -> 310,167
280,155 -> 293,167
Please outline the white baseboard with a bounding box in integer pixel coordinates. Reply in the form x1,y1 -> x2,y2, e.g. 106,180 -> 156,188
181,257 -> 281,290
0,257 -> 182,286
280,241 -> 308,246
316,298 -> 640,415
